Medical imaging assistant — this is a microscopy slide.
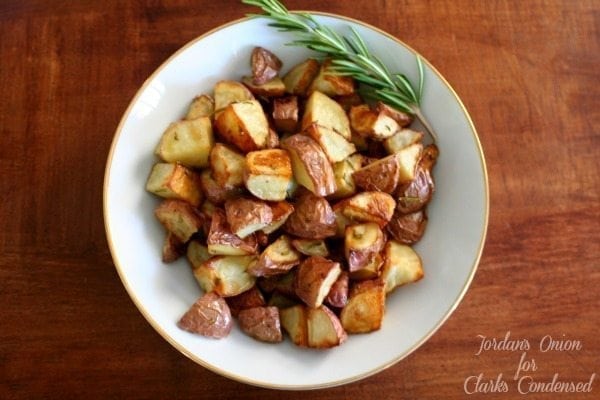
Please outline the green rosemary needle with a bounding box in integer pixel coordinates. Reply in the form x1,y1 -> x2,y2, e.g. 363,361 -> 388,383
241,0 -> 437,141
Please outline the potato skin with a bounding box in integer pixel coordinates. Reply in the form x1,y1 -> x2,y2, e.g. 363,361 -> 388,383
199,169 -> 244,205
272,96 -> 298,133
284,191 -> 337,239
352,154 -> 401,194
386,209 -> 428,244
396,144 -> 439,213
224,197 -> 273,238
281,134 -> 337,197
226,286 -> 266,317
238,306 -> 283,343
177,292 -> 233,339
154,199 -> 204,243
345,223 -> 386,272
325,271 -> 349,308
207,209 -> 258,255
251,47 -> 282,85
294,256 -> 341,308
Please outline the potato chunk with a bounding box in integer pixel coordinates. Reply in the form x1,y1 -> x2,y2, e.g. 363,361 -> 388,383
162,232 -> 185,263
303,123 -> 356,163
210,143 -> 246,189
387,209 -> 428,244
280,304 -> 308,346
307,305 -> 347,348
330,154 -> 365,200
337,191 -> 396,228
214,80 -> 254,113
242,76 -> 286,97
282,58 -> 320,95
352,153 -> 401,194
155,117 -> 214,168
146,163 -> 202,206
383,128 -> 424,154
325,271 -> 349,308
186,94 -> 214,120
272,96 -> 298,133
249,235 -> 301,277
375,101 -> 413,127
215,100 -> 269,152
349,104 -> 400,140
308,59 -> 355,96
302,90 -> 351,140
284,191 -> 337,239
294,256 -> 342,308
381,240 -> 424,293
251,46 -> 282,85
154,199 -> 203,242
291,238 -> 329,257
281,134 -> 336,197
345,223 -> 386,272
207,209 -> 258,255
238,306 -> 283,343
340,279 -> 385,333
244,149 -> 293,201
177,292 -> 233,339
396,144 -> 439,213
198,169 -> 244,205
261,201 -> 295,234
193,255 -> 257,297
395,143 -> 424,184
224,197 -> 273,238
226,286 -> 266,317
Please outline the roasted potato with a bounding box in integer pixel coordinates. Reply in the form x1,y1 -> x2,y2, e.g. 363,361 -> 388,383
186,239 -> 211,269
177,292 -> 233,339
349,252 -> 384,281
330,153 -> 365,200
284,191 -> 337,239
396,144 -> 439,213
291,238 -> 329,257
282,58 -> 320,95
345,223 -> 386,272
207,209 -> 258,255
303,123 -> 356,163
395,143 -> 424,184
308,59 -> 355,96
224,197 -> 273,238
280,304 -> 309,346
267,292 -> 299,309
334,93 -> 363,112
155,117 -> 214,168
242,76 -> 286,97
294,256 -> 342,308
249,235 -> 301,277
281,134 -> 337,197
238,306 -> 283,343
146,163 -> 202,206
375,101 -> 413,127
162,232 -> 185,263
186,94 -> 215,120
244,149 -> 293,201
352,153 -> 401,194
215,99 -> 269,152
387,209 -> 427,244
261,201 -> 295,234
337,191 -> 396,228
302,90 -> 351,140
381,240 -> 424,293
332,202 -> 352,238
325,271 -> 349,308
226,286 -> 266,317
154,199 -> 203,242
210,143 -> 246,189
272,96 -> 298,133
193,255 -> 257,297
349,104 -> 400,140
251,46 -> 283,85
198,169 -> 244,205
257,270 -> 296,297
214,80 -> 254,114
307,305 -> 347,348
340,279 -> 385,333
383,128 -> 424,154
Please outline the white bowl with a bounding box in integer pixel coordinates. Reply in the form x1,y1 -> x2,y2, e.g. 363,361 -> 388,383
104,13 -> 488,389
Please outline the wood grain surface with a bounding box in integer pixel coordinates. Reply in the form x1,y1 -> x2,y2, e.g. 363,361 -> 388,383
1,0 -> 598,399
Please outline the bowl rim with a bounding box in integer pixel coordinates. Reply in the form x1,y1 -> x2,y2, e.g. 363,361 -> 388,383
103,12 -> 489,390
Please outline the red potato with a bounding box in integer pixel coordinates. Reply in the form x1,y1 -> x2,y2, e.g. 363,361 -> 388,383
177,292 -> 233,339
154,199 -> 204,243
307,305 -> 347,348
206,209 -> 258,256
280,304 -> 309,346
294,256 -> 342,308
396,144 -> 439,213
251,46 -> 283,85
238,306 -> 283,343
336,191 -> 396,228
193,255 -> 257,297
344,223 -> 386,272
386,209 -> 428,244
325,271 -> 349,308
161,232 -> 185,263
340,279 -> 386,333
226,286 -> 266,317
224,197 -> 273,238
284,191 -> 337,239
248,235 -> 301,277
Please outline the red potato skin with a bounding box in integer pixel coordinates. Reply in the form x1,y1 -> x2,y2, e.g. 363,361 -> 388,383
226,286 -> 266,317
325,271 -> 349,308
284,192 -> 337,239
251,47 -> 282,85
386,209 -> 428,244
177,292 -> 233,339
238,306 -> 283,343
294,256 -> 341,308
224,197 -> 273,236
206,209 -> 258,255
396,144 -> 439,213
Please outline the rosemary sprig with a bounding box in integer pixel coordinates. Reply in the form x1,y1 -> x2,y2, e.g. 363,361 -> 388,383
242,0 -> 437,141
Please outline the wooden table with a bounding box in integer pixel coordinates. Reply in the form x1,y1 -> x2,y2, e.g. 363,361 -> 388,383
1,1 -> 598,398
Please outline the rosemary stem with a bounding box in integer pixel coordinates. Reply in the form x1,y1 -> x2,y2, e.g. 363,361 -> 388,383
412,107 -> 438,143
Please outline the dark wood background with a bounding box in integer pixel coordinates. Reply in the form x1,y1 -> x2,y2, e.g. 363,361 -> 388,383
1,1 -> 598,399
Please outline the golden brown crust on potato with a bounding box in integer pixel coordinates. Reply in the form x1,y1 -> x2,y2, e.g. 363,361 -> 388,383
302,90 -> 351,140
146,163 -> 203,206
340,279 -> 385,333
193,255 -> 257,297
154,199 -> 204,243
261,201 -> 295,234
207,209 -> 258,255
307,305 -> 347,348
249,235 -> 301,277
177,292 -> 233,338
284,192 -> 337,239
282,58 -> 320,96
381,240 -> 424,293
210,143 -> 246,189
352,154 -> 401,194
336,191 -> 396,228
215,100 -> 269,153
238,306 -> 283,343
244,149 -> 293,201
375,101 -> 413,127
281,134 -> 337,197
396,144 -> 438,213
